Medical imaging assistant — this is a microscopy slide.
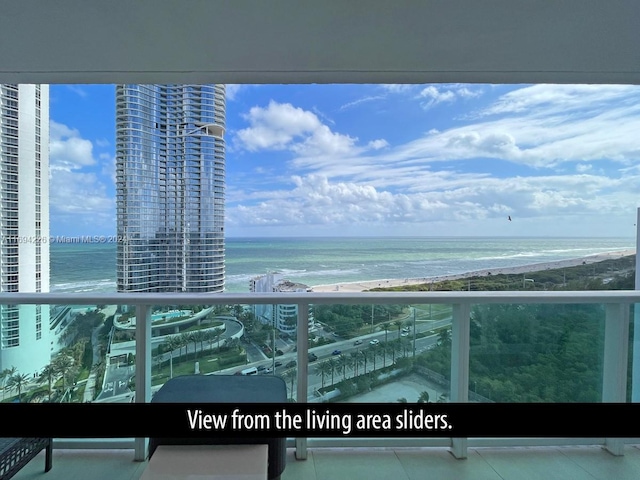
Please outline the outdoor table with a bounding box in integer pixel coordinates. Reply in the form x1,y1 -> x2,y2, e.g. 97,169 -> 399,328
149,375 -> 287,480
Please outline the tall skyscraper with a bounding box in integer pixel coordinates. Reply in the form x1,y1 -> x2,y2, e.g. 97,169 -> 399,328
0,84 -> 50,376
116,85 -> 226,293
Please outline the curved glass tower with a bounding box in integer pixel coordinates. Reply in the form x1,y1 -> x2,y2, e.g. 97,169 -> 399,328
116,84 -> 225,293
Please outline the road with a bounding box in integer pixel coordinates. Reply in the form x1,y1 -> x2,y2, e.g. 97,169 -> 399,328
95,313 -> 451,403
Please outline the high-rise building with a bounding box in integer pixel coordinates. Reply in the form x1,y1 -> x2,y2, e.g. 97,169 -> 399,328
250,272 -> 311,334
116,85 -> 226,293
0,84 -> 50,376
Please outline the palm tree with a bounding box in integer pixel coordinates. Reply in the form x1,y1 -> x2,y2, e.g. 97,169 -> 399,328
7,373 -> 30,402
214,328 -> 224,350
53,354 -> 74,392
393,320 -> 404,340
370,345 -> 379,371
380,343 -> 389,367
178,333 -> 190,362
390,340 -> 401,364
327,358 -> 338,387
282,369 -> 296,400
38,364 -> 58,402
383,323 -> 391,343
417,391 -> 430,403
164,335 -> 180,379
401,338 -> 412,357
204,329 -> 216,352
1,366 -> 17,400
349,351 -> 362,377
397,397 -> 408,403
316,361 -> 332,390
360,349 -> 371,375
336,354 -> 349,380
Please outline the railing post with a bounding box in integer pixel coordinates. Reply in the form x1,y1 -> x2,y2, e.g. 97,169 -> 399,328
603,302 -> 630,456
450,302 -> 470,459
295,302 -> 309,460
134,304 -> 152,461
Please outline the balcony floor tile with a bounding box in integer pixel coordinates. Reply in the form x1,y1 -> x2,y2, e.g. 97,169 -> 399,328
11,445 -> 640,480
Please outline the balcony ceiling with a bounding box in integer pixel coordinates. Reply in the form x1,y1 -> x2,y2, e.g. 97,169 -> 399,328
0,0 -> 639,85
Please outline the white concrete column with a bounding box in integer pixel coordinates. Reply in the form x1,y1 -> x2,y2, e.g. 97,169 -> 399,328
295,302 -> 309,460
134,304 -> 151,461
450,302 -> 470,459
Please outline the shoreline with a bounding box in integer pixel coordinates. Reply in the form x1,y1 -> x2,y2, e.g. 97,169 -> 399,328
310,249 -> 636,293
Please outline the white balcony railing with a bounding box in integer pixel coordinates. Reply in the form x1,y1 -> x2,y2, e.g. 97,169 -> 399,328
2,290 -> 639,461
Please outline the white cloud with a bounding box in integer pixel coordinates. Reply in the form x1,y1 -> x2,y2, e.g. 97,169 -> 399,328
228,172 -> 638,233
225,84 -> 242,101
479,84 -> 638,117
228,85 -> 640,236
380,84 -> 415,94
340,95 -> 385,110
384,85 -> 640,167
368,139 -> 389,150
66,85 -> 88,98
49,120 -> 96,170
235,101 -> 357,156
417,84 -> 483,109
49,121 -> 115,233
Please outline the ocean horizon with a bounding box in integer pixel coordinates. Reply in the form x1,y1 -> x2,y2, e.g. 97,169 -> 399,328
49,236 -> 636,294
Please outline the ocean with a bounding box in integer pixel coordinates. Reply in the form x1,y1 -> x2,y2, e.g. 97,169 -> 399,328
49,237 -> 636,294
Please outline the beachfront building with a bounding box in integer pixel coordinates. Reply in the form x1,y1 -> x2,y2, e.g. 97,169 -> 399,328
116,84 -> 226,293
0,84 -> 51,376
250,272 -> 311,334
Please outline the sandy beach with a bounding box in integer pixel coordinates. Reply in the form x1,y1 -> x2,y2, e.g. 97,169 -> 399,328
310,249 -> 636,293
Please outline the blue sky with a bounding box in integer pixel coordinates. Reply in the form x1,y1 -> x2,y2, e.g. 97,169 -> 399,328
49,83 -> 640,238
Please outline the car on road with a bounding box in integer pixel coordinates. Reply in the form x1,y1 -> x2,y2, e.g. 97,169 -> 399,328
402,327 -> 410,333
332,349 -> 342,355
257,365 -> 266,372
285,360 -> 296,368
369,339 -> 380,345
308,353 -> 318,362
275,361 -> 282,367
401,332 -> 409,337
353,340 -> 363,345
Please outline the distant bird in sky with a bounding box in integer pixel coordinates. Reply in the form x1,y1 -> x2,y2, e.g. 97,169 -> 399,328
508,215 -> 512,221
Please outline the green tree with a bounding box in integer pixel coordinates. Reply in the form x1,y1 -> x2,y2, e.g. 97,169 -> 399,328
283,368 -> 296,400
316,361 -> 332,390
164,335 -> 180,379
7,373 -> 30,403
1,366 -> 17,400
52,354 -> 74,392
349,351 -> 362,377
337,354 -> 350,380
417,391 -> 430,403
38,364 -> 58,402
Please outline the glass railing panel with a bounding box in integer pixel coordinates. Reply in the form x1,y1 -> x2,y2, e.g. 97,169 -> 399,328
468,303 -> 606,403
132,304 -> 246,392
1,303 -> 114,404
304,303 -> 452,405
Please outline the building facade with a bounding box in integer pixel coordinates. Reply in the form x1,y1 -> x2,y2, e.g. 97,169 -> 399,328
0,84 -> 50,376
250,272 -> 310,334
116,85 -> 226,293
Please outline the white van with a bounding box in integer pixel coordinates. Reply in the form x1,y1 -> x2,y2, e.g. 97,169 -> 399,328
241,367 -> 258,376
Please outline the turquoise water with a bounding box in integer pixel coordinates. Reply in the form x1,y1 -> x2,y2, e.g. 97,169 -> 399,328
50,236 -> 635,294
151,310 -> 191,321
